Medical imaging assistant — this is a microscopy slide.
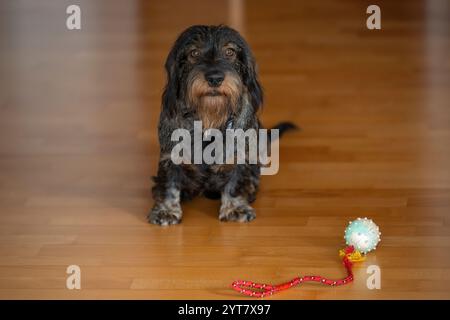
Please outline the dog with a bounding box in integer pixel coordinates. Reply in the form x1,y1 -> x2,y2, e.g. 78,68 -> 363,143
148,25 -> 295,226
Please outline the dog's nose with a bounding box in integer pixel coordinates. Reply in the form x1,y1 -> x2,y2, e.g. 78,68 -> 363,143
205,70 -> 225,87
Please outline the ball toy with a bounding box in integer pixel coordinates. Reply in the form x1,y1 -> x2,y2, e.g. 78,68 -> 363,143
344,217 -> 381,253
231,217 -> 381,297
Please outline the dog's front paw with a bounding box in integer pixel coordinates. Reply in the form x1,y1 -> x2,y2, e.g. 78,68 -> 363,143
219,202 -> 256,223
148,204 -> 182,226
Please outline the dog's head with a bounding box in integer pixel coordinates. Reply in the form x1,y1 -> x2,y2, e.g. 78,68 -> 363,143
163,25 -> 262,129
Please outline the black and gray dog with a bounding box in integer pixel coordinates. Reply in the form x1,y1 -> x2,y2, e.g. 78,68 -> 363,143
149,25 -> 295,226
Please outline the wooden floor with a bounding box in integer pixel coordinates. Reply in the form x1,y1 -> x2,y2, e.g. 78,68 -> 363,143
0,0 -> 449,299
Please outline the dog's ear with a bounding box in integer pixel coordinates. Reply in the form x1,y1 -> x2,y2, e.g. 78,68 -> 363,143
162,45 -> 180,116
243,52 -> 263,112
162,25 -> 208,116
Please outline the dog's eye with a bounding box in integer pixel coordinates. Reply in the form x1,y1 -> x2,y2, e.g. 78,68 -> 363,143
225,48 -> 236,58
190,49 -> 201,58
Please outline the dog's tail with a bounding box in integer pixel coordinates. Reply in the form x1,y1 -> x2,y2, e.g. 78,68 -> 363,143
269,121 -> 298,142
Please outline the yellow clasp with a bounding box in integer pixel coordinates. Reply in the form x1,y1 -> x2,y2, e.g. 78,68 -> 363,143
339,248 -> 366,263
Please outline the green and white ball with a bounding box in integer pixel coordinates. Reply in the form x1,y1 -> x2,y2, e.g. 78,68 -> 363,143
344,218 -> 381,254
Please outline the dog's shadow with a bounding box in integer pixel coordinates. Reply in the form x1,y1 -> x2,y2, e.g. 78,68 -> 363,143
179,194 -> 222,223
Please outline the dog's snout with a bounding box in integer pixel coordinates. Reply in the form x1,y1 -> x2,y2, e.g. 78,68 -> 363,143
205,70 -> 225,87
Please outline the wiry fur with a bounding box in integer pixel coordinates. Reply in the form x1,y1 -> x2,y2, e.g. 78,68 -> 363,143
148,25 -> 294,226
187,70 -> 241,129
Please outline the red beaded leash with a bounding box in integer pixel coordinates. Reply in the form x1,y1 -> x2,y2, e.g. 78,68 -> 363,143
231,246 -> 362,298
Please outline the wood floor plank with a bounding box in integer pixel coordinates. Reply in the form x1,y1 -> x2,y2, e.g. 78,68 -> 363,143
0,0 -> 449,299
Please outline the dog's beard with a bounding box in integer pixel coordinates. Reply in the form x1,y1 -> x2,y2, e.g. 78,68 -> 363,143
187,71 -> 242,129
